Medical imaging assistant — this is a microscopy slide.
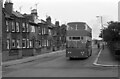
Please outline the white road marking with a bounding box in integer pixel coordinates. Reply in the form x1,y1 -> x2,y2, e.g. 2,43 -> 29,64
93,49 -> 120,67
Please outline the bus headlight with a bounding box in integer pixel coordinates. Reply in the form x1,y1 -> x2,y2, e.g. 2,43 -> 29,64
81,52 -> 84,55
68,52 -> 71,53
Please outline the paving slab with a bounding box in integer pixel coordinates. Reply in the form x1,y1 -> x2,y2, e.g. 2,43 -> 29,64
94,46 -> 119,67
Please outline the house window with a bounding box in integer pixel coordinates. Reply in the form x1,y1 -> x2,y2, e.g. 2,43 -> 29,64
42,40 -> 46,47
42,28 -> 44,34
6,39 -> 10,49
26,23 -> 29,32
29,40 -> 33,48
38,27 -> 41,35
17,39 -> 20,48
48,29 -> 51,35
44,28 -> 46,34
46,40 -> 49,46
22,39 -> 26,48
12,21 -> 15,32
31,25 -> 35,32
39,41 -> 41,47
27,39 -> 29,48
12,39 -> 15,48
44,40 -> 46,47
22,23 -> 26,32
6,21 -> 9,32
16,22 -> 20,32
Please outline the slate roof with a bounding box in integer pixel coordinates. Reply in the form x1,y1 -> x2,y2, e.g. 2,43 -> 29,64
12,11 -> 24,18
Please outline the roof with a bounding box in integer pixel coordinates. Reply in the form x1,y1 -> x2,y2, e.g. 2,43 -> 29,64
12,11 -> 24,18
51,23 -> 55,27
2,8 -> 24,18
2,8 -> 13,19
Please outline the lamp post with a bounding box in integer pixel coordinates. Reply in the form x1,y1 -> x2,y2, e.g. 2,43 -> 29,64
96,16 -> 104,41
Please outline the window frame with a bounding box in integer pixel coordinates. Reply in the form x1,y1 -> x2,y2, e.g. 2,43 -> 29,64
27,39 -> 29,48
22,39 -> 26,48
38,40 -> 41,47
12,39 -> 15,48
16,39 -> 20,48
29,40 -> 33,48
11,21 -> 15,32
22,23 -> 26,32
6,20 -> 9,32
6,39 -> 10,49
46,40 -> 49,46
48,29 -> 51,35
16,22 -> 20,32
26,23 -> 29,32
44,28 -> 46,34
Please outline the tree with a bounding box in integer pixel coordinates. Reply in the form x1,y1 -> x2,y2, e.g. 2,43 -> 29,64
99,21 -> 120,42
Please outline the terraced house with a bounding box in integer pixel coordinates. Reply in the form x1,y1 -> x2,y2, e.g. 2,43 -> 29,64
2,0 -> 33,61
2,0 -> 66,61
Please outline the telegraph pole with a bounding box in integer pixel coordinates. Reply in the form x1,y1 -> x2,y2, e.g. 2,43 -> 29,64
96,16 -> 104,49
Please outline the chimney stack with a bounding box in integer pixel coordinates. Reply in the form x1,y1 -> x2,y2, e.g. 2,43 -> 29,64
31,9 -> 37,16
55,21 -> 59,26
46,16 -> 51,24
4,0 -> 13,15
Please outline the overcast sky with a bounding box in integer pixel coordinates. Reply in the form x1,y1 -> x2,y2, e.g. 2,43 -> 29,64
3,0 -> 119,39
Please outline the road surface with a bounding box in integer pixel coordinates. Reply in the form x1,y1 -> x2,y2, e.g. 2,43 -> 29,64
2,47 -> 119,77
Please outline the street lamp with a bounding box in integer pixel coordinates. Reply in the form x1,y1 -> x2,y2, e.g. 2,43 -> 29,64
96,16 -> 104,41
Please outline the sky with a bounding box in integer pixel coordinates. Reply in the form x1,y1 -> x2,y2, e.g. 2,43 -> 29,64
3,0 -> 119,39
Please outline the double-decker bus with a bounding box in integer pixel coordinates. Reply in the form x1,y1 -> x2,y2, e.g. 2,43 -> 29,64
66,22 -> 92,59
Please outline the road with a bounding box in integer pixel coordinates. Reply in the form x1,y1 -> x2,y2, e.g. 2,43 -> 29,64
2,47 -> 119,77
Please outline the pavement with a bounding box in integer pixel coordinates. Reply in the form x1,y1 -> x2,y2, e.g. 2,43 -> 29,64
2,49 -> 65,67
93,46 -> 120,67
